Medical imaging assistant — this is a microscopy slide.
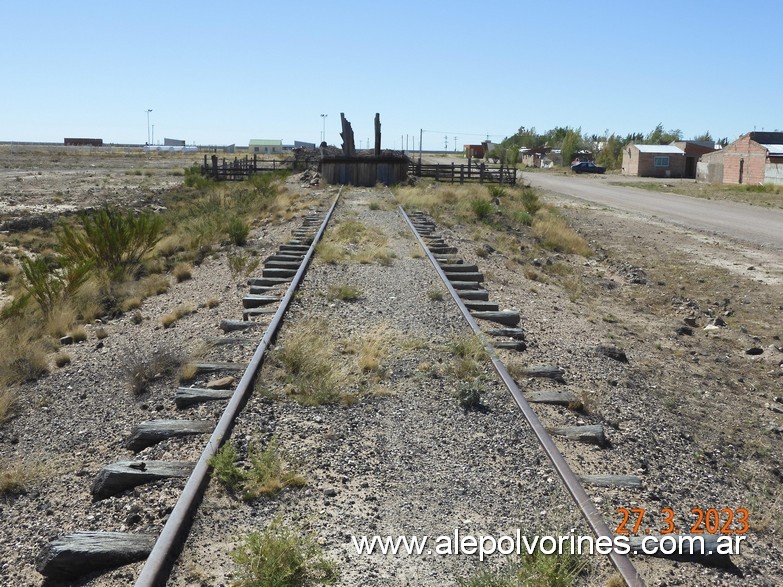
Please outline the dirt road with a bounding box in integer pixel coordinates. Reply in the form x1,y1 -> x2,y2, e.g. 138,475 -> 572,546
524,172 -> 783,251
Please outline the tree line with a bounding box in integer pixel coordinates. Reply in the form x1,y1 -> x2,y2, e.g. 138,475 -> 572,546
491,124 -> 729,170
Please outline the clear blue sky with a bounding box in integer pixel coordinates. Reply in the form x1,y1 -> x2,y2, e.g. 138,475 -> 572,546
2,0 -> 779,150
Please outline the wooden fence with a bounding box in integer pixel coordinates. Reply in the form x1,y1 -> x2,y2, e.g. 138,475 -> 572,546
201,154 -> 298,181
410,161 -> 516,185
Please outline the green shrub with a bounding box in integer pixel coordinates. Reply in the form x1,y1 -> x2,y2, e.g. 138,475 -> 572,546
20,256 -> 91,316
512,210 -> 533,226
521,188 -> 542,215
183,165 -> 211,189
470,198 -> 494,221
58,207 -> 164,279
209,442 -> 246,489
487,185 -> 508,200
227,217 -> 250,246
231,516 -> 337,587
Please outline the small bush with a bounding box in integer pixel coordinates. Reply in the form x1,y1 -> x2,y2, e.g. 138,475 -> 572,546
512,210 -> 533,226
521,188 -> 542,215
487,185 -> 508,200
470,197 -> 494,221
123,349 -> 184,395
227,217 -> 250,246
327,285 -> 361,302
456,383 -> 482,409
95,327 -> 109,340
231,517 -> 337,587
0,262 -> 17,283
54,353 -> 71,368
58,207 -> 164,279
69,325 -> 88,342
243,436 -> 307,499
427,288 -> 444,301
209,442 -> 246,489
183,165 -> 211,189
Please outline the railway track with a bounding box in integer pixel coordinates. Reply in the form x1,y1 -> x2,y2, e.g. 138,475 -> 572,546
34,186 -> 737,586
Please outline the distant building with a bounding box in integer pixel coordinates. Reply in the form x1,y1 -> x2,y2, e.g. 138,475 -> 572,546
163,138 -> 186,147
64,138 -> 103,146
671,140 -> 718,178
249,139 -> 283,154
464,144 -> 485,158
519,147 -> 551,168
294,140 -> 316,150
696,132 -> 783,185
622,144 -> 685,178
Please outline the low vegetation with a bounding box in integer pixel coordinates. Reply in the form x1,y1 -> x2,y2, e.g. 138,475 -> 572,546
209,437 -> 306,500
231,516 -> 337,587
316,219 -> 393,265
449,334 -> 489,379
458,549 -> 587,587
327,284 -> 362,302
122,348 -> 185,395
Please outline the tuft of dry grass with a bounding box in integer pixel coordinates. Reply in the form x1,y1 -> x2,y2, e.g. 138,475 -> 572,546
449,334 -> 488,379
327,284 -> 362,302
0,389 -> 19,427
160,302 -> 195,328
123,348 -> 185,395
173,262 -> 193,282
69,325 -> 88,342
271,320 -> 346,406
0,319 -> 50,386
355,324 -> 393,375
95,327 -> 109,340
54,352 -> 72,368
178,361 -> 198,383
0,460 -> 42,495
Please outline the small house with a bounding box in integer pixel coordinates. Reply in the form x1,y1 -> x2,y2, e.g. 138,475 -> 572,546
716,132 -> 783,185
622,144 -> 686,178
671,140 -> 718,178
249,139 -> 283,154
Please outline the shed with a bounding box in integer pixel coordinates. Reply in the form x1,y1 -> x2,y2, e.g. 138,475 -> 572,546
249,139 -> 283,154
622,144 -> 685,178
319,153 -> 410,187
519,147 -> 551,168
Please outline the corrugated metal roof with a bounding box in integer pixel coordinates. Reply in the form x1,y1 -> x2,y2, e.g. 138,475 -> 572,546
761,144 -> 783,155
634,145 -> 685,154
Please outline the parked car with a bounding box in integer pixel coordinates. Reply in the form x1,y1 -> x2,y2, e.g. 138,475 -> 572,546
571,161 -> 606,174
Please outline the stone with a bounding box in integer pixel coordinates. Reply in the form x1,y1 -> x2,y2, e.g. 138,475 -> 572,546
206,376 -> 235,390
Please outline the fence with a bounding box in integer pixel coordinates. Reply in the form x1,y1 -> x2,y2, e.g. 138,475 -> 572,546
201,154 -> 297,181
410,161 -> 516,185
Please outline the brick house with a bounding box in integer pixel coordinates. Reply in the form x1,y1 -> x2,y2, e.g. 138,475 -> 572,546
671,140 -> 717,178
622,144 -> 686,178
708,132 -> 783,185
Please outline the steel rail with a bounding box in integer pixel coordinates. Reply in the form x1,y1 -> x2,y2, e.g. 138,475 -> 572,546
399,206 -> 644,587
134,189 -> 342,587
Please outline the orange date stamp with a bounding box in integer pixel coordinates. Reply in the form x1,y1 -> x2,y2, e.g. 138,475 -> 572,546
616,507 -> 749,536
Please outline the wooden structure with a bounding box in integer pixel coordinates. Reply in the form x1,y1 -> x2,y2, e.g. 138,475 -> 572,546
201,154 -> 297,180
411,160 -> 516,185
320,112 -> 409,186
320,155 -> 410,186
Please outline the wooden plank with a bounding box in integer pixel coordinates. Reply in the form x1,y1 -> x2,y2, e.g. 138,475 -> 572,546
458,289 -> 489,301
444,271 -> 484,282
195,362 -> 247,373
242,295 -> 279,308
524,365 -> 565,382
262,268 -> 297,278
471,310 -> 520,326
175,387 -> 234,408
92,460 -> 195,499
36,532 -> 157,580
247,277 -> 290,287
494,340 -> 527,351
219,319 -> 259,332
462,300 -> 499,312
125,420 -> 213,452
449,281 -> 481,290
439,263 -> 479,273
526,390 -> 577,405
550,425 -> 606,446
486,327 -> 526,340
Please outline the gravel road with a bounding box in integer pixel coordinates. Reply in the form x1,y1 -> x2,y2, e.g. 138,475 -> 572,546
523,173 -> 783,251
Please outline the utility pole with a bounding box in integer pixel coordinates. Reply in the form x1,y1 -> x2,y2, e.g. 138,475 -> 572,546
145,109 -> 152,145
444,135 -> 448,154
320,114 -> 328,144
418,129 -> 423,173
454,136 -> 457,152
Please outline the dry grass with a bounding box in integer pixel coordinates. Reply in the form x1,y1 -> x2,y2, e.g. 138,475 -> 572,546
178,361 -> 199,383
69,324 -> 88,342
123,348 -> 184,395
0,460 -> 42,495
160,302 -> 196,328
173,262 -> 193,282
271,320 -> 347,405
531,210 -> 592,256
449,334 -> 489,379
0,319 -> 50,386
354,323 -> 393,375
54,352 -> 72,368
327,284 -> 362,302
317,219 -> 392,266
0,389 -> 18,427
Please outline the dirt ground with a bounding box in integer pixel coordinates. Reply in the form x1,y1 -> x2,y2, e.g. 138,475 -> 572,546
1,147 -> 782,586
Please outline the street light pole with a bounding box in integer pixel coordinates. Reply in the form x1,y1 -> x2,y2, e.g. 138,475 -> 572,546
146,109 -> 153,145
320,114 -> 327,144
